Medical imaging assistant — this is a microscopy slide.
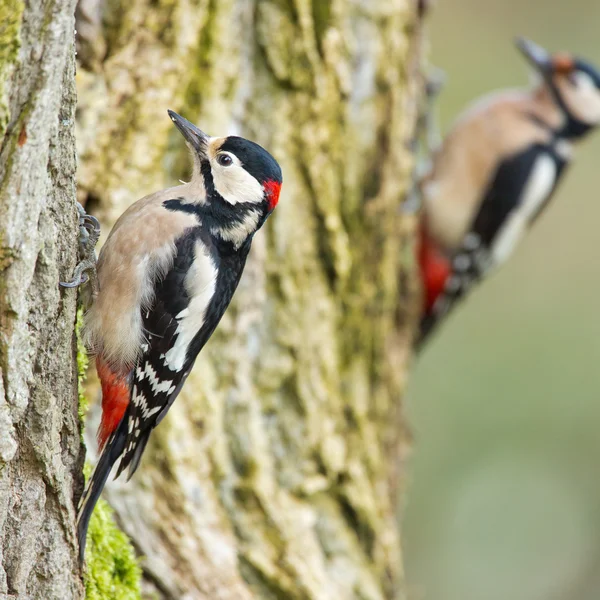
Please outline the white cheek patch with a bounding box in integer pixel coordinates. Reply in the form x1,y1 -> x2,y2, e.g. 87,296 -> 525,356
212,164 -> 264,205
567,71 -> 600,124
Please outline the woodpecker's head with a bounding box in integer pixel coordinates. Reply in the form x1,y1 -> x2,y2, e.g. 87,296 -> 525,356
168,110 -> 282,217
516,37 -> 600,132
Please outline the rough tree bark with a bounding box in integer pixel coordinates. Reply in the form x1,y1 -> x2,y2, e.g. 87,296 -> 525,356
1,0 -> 424,598
0,0 -> 84,598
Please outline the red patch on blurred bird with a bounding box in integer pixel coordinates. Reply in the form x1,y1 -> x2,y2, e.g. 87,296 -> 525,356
418,225 -> 451,313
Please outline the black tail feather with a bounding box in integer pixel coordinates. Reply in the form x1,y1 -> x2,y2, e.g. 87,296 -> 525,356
415,280 -> 467,351
114,430 -> 151,482
415,312 -> 439,350
77,420 -> 127,564
415,241 -> 488,351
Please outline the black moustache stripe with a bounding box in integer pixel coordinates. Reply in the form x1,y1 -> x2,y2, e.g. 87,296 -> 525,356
199,160 -> 265,221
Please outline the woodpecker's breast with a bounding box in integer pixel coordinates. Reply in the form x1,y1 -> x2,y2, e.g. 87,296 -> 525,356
82,190 -> 200,369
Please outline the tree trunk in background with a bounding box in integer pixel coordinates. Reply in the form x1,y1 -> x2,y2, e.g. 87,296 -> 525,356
0,1 -> 84,599
76,0 -> 423,598
1,0 -> 423,597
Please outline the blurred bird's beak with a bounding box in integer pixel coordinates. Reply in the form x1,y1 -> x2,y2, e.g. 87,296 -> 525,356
168,110 -> 209,156
515,37 -> 553,76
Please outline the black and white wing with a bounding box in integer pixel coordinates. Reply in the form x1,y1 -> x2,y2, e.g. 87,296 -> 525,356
115,227 -> 218,478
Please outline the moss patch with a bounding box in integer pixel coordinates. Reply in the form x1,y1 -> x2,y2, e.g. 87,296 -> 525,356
76,307 -> 89,427
84,483 -> 142,600
81,463 -> 142,600
0,0 -> 24,136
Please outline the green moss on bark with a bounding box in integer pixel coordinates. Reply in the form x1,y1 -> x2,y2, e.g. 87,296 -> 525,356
84,489 -> 142,600
76,308 -> 89,427
0,0 -> 24,136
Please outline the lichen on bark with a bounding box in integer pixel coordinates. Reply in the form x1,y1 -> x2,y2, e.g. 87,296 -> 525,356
77,308 -> 90,425
0,0 -> 85,597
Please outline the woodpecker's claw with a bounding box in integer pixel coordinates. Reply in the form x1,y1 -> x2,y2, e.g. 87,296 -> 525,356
60,263 -> 92,287
60,202 -> 100,297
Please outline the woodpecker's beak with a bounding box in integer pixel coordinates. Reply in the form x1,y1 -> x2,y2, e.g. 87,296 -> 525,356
515,37 -> 553,76
168,110 -> 209,156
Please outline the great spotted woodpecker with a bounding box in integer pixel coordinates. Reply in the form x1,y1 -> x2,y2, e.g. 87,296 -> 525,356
70,111 -> 282,561
417,37 -> 600,347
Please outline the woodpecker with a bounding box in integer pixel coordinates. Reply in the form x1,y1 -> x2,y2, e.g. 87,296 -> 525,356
417,37 -> 600,347
70,111 -> 282,562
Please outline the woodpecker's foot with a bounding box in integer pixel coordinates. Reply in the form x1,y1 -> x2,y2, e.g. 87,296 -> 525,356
60,203 -> 100,297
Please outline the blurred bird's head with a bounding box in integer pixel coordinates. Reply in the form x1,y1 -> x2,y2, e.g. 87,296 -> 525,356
168,111 -> 282,216
516,37 -> 600,133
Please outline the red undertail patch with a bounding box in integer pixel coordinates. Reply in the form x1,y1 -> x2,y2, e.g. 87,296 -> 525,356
418,225 -> 452,314
96,356 -> 130,450
264,179 -> 281,211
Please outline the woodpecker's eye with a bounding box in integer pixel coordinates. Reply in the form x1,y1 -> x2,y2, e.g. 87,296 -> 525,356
217,153 -> 233,167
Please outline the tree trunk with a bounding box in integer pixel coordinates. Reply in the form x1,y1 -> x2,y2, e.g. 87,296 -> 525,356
0,0 -> 84,598
1,0 -> 424,597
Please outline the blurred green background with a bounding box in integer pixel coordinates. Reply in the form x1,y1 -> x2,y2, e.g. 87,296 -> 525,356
404,1 -> 600,599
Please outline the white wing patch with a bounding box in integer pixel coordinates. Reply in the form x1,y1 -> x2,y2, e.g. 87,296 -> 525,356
491,154 -> 556,266
164,240 -> 218,372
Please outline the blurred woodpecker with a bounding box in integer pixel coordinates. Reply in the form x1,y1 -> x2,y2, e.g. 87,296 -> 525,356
61,111 -> 282,562
417,37 -> 600,347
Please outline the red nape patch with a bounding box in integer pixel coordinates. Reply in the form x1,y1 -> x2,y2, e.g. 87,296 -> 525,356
264,179 -> 281,211
95,356 -> 130,450
418,225 -> 451,313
